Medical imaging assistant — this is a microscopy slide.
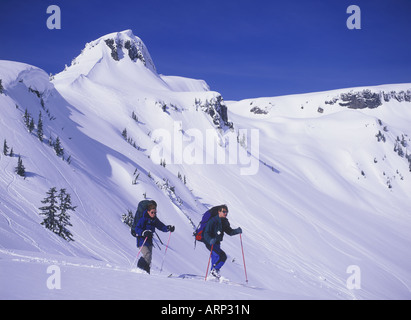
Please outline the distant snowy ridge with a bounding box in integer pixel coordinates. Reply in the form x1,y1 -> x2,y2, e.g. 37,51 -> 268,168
54,29 -> 209,94
63,29 -> 156,75
99,30 -> 157,70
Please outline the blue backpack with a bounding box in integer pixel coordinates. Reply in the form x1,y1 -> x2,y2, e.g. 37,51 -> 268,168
193,206 -> 219,244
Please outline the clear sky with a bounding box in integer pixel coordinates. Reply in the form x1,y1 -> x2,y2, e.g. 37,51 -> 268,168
1,0 -> 410,100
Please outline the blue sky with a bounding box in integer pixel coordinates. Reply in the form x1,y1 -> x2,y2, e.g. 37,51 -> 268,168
1,0 -> 410,100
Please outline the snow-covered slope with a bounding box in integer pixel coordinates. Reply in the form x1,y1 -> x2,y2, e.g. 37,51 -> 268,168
1,30 -> 410,300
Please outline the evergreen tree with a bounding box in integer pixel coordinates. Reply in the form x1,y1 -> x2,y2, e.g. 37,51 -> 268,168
122,128 -> 128,139
40,187 -> 59,233
48,135 -> 54,147
15,156 -> 26,177
0,79 -> 4,94
23,109 -> 30,128
57,189 -> 75,241
3,139 -> 9,156
131,111 -> 138,122
28,118 -> 35,133
40,188 -> 75,241
121,209 -> 134,227
54,136 -> 64,157
37,112 -> 44,142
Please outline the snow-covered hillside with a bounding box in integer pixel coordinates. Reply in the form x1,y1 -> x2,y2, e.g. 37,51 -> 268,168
1,30 -> 410,300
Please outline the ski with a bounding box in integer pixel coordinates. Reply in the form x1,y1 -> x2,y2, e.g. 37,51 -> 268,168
167,273 -> 263,290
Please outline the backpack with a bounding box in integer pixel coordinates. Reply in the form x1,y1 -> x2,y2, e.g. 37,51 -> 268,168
131,200 -> 156,237
193,206 -> 220,244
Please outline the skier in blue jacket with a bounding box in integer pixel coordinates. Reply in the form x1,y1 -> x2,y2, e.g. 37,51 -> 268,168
203,205 -> 242,279
135,203 -> 175,274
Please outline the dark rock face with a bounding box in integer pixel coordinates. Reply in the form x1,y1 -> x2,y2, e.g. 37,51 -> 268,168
124,40 -> 145,64
383,90 -> 411,103
104,39 -> 121,61
250,106 -> 269,114
104,38 -> 148,67
195,96 -> 233,130
339,90 -> 382,109
325,89 -> 411,109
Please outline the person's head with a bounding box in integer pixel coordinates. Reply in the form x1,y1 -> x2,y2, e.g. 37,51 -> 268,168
218,205 -> 229,218
147,202 -> 157,218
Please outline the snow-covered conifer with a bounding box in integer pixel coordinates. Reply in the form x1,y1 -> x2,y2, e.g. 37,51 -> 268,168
15,156 -> 26,177
37,112 -> 44,142
57,189 -> 76,241
40,187 -> 59,233
3,139 -> 9,156
54,137 -> 64,157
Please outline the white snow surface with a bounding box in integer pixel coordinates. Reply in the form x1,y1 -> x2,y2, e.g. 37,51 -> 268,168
1,30 -> 411,300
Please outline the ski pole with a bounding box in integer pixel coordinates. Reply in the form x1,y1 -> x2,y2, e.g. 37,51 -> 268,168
240,234 -> 248,283
205,244 -> 214,281
160,231 -> 172,272
155,231 -> 164,245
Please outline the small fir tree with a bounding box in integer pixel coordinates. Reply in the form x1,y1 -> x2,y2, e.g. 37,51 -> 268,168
28,118 -> 35,133
57,189 -> 76,241
39,187 -> 75,241
54,137 -> 64,157
37,112 -> 44,142
121,209 -> 134,227
3,139 -> 9,156
15,156 -> 26,177
40,187 -> 59,233
23,109 -> 30,128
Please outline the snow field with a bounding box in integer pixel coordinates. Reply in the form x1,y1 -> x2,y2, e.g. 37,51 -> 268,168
1,31 -> 411,300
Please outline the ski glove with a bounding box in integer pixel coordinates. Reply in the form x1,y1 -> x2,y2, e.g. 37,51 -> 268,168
233,227 -> 242,235
167,225 -> 175,232
142,230 -> 153,238
209,238 -> 217,246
